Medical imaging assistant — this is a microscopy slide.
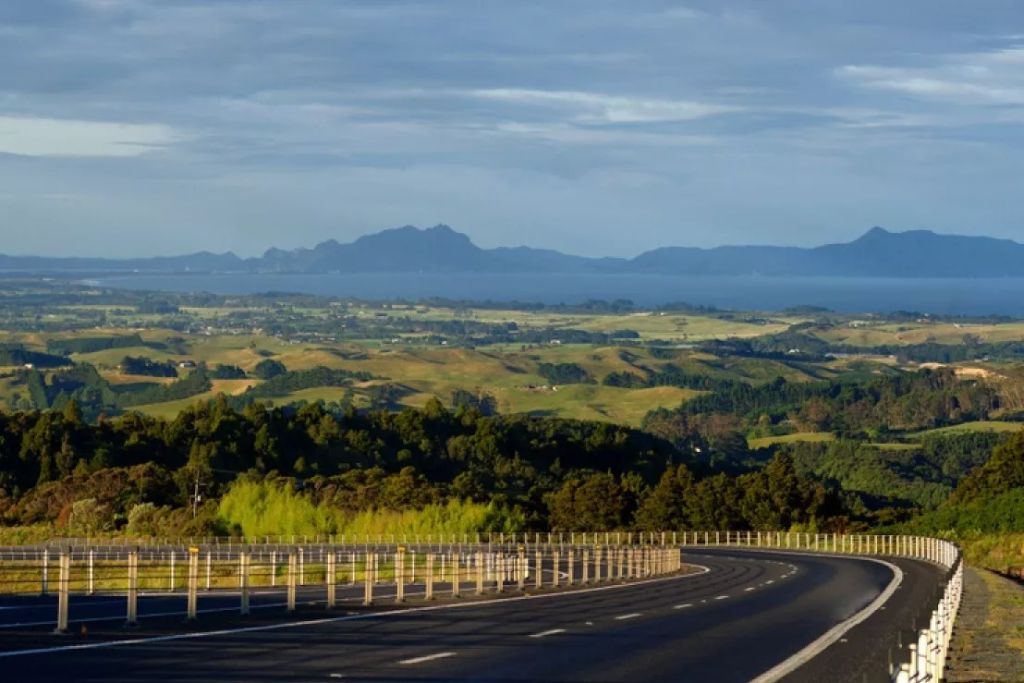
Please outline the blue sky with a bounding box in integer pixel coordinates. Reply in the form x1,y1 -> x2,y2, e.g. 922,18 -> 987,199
2,0 -> 1023,258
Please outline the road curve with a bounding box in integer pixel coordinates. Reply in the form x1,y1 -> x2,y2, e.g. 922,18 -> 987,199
0,548 -> 944,682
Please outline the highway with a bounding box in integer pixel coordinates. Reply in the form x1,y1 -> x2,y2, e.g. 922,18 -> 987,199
0,548 -> 944,682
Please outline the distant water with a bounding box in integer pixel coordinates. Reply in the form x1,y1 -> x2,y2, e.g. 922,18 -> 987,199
89,272 -> 1024,316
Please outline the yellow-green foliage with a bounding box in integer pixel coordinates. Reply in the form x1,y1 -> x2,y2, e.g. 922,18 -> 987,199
217,480 -> 521,538
958,532 -> 1024,571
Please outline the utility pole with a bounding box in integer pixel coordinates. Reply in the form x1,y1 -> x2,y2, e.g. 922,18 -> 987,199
192,472 -> 202,519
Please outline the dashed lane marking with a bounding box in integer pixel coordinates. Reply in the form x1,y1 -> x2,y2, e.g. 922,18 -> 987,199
399,652 -> 456,665
614,613 -> 641,620
529,629 -> 566,638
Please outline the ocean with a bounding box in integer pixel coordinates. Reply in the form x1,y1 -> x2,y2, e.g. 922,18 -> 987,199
90,272 -> 1024,316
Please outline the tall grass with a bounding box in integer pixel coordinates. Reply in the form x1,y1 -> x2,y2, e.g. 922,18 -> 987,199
216,479 -> 523,538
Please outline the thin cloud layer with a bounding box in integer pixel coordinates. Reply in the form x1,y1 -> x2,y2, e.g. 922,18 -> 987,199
0,0 -> 1022,257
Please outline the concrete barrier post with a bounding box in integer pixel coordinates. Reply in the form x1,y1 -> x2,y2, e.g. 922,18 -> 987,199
476,552 -> 485,595
535,550 -> 543,589
582,549 -> 590,584
452,552 -> 461,598
363,552 -> 375,605
627,547 -> 634,578
553,551 -> 560,587
326,550 -> 336,609
186,547 -> 199,620
54,549 -> 70,633
287,552 -> 297,612
567,550 -> 575,586
594,546 -> 602,582
298,547 -> 305,586
518,547 -> 526,591
125,549 -> 138,627
169,550 -> 176,592
270,550 -> 277,587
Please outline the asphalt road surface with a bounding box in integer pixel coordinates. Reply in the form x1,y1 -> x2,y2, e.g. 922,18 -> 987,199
0,548 -> 944,682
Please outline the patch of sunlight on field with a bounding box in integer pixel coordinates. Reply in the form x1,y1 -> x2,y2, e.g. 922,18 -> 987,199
133,379 -> 257,418
816,321 -> 1024,347
748,432 -> 836,449
910,421 -> 1024,438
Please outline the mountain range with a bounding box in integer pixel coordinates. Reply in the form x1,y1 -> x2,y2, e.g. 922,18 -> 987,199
3,225 -> 1024,278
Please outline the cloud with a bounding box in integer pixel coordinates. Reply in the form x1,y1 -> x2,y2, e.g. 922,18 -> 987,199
469,89 -> 737,124
839,46 -> 1024,106
0,116 -> 179,157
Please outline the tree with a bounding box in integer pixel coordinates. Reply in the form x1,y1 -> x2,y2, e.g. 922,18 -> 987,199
548,472 -> 626,531
252,359 -> 287,379
634,465 -> 694,530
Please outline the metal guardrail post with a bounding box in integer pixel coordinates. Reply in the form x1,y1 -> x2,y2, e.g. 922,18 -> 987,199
169,550 -> 176,592
54,549 -> 70,634
582,549 -> 590,584
363,552 -> 374,605
535,549 -> 543,589
395,547 -> 405,603
475,552 -> 484,595
287,552 -> 297,612
240,550 -> 250,615
205,551 -> 212,591
298,547 -> 304,586
518,546 -> 526,591
451,552 -> 460,598
88,548 -> 95,596
326,550 -> 336,609
41,548 -> 50,596
425,553 -> 434,600
125,548 -> 138,627
186,546 -> 199,620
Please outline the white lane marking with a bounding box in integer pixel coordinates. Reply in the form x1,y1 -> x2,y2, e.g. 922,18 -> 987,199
673,603 -> 692,609
744,587 -> 755,592
529,628 -> 566,638
749,556 -> 904,683
0,565 -> 711,659
614,612 -> 641,620
399,652 -> 456,665
765,580 -> 774,584
714,595 -> 729,600
329,675 -> 344,679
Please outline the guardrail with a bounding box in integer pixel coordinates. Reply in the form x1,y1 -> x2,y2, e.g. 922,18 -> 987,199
0,540 -> 682,629
0,531 -> 961,682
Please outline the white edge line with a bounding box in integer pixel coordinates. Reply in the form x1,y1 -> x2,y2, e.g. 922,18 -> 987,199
748,554 -> 904,683
0,564 -> 711,659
